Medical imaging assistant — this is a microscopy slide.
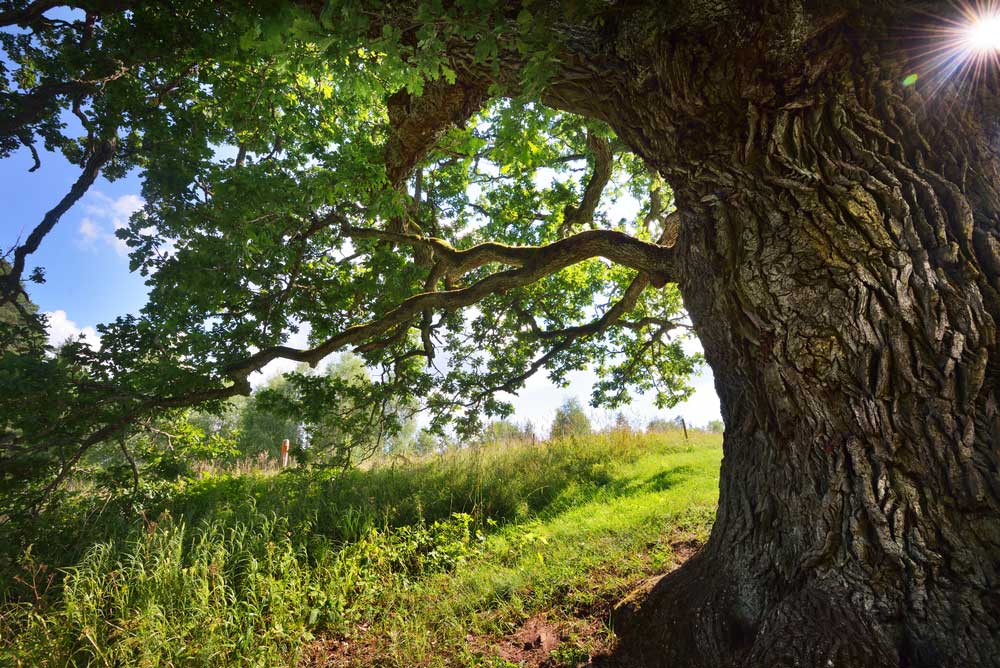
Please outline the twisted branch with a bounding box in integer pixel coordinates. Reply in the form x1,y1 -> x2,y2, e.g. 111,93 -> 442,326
224,227 -> 676,379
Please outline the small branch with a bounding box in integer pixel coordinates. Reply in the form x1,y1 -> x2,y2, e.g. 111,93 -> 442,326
118,435 -> 140,499
471,273 -> 651,400
536,273 -> 650,341
17,132 -> 41,172
148,62 -> 200,106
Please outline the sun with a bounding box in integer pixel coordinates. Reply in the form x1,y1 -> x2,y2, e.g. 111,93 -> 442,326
901,2 -> 1000,94
963,10 -> 1000,52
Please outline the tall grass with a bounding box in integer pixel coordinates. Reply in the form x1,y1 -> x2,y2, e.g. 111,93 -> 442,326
0,428 -> 721,667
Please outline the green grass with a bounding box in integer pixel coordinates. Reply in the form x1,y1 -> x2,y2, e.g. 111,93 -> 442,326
0,429 -> 721,667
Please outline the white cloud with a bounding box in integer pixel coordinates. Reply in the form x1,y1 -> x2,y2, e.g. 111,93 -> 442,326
108,193 -> 144,218
45,310 -> 100,349
76,191 -> 145,257
79,218 -> 99,243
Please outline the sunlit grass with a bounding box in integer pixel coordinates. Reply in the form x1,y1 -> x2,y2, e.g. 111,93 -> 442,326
0,428 -> 721,667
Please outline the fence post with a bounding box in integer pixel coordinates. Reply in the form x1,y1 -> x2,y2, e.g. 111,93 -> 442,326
681,418 -> 689,443
280,439 -> 290,468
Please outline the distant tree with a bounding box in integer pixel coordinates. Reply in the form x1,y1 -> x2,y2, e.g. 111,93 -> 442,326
481,419 -> 534,445
646,417 -> 676,433
550,398 -> 591,440
706,419 -> 724,434
186,396 -> 246,445
256,354 -> 417,467
238,375 -> 302,460
612,412 -> 632,433
410,429 -> 440,457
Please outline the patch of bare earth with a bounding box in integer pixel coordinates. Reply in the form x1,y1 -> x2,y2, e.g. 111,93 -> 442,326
467,614 -> 563,665
298,633 -> 379,668
668,539 -> 700,563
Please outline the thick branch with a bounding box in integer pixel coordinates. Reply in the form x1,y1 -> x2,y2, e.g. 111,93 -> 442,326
226,229 -> 675,378
0,67 -> 130,139
384,78 -> 492,187
344,226 -> 674,280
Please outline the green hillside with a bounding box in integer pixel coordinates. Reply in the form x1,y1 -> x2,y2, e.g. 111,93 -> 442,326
1,430 -> 722,667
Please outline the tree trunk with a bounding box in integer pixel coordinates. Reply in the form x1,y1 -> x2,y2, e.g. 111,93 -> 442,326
580,5 -> 1000,666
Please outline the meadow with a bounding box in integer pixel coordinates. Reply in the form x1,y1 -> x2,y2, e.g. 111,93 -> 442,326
0,428 -> 722,667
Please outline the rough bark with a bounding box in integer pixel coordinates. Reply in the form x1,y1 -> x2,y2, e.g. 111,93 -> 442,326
552,4 -> 1000,666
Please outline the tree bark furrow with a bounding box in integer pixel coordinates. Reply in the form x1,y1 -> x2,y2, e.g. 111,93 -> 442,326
578,8 -> 1000,667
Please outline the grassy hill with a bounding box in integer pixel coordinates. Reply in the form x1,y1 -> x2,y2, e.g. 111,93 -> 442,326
0,429 -> 722,667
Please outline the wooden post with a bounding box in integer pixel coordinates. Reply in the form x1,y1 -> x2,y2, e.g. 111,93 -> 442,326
681,418 -> 689,443
280,439 -> 290,468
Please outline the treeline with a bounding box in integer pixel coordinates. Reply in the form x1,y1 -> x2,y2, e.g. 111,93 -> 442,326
92,373 -> 724,489
22,347 -> 725,518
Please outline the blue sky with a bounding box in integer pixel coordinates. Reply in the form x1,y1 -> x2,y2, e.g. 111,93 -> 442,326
5,145 -> 149,335
3,144 -> 722,434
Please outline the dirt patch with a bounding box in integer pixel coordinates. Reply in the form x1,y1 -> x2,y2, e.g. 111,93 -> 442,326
299,635 -> 378,668
468,614 -> 611,668
669,539 -> 701,564
491,614 -> 561,664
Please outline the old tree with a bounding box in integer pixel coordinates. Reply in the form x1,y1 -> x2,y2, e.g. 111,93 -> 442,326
2,1 -> 999,665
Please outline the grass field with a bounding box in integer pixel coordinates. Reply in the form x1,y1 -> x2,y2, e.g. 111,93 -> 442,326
0,428 -> 722,667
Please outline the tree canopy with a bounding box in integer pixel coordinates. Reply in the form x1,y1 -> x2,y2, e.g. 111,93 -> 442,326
0,1 -> 701,515
6,2 -> 1000,665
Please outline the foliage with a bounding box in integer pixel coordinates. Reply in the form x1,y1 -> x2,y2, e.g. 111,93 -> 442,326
0,1 -> 702,514
1,350 -> 422,520
0,262 -> 44,354
611,411 -> 633,433
550,398 -> 591,439
0,430 -> 722,668
258,354 -> 418,467
480,419 -> 536,446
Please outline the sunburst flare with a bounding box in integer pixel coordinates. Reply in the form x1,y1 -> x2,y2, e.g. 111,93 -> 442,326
903,1 -> 1000,95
